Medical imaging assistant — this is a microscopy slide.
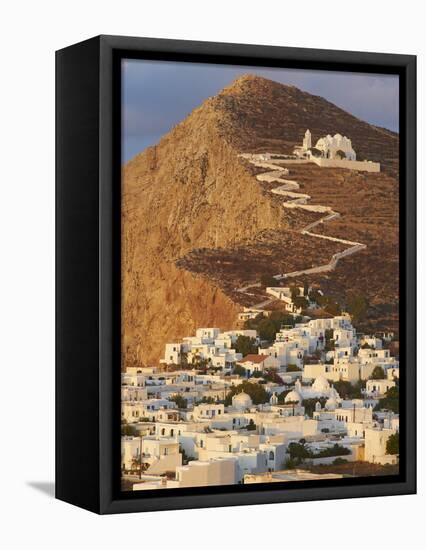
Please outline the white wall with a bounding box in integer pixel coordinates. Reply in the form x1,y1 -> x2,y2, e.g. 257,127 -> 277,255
311,157 -> 380,172
2,1 -> 423,550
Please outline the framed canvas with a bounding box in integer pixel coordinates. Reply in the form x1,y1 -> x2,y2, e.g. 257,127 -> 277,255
56,35 -> 416,514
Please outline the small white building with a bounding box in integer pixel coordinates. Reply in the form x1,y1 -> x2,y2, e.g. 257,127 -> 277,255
121,436 -> 141,471
163,342 -> 183,365
121,385 -> 148,402
238,308 -> 265,321
358,348 -> 398,370
359,335 -> 383,349
238,354 -> 279,376
262,341 -> 305,369
266,286 -> 304,314
121,402 -> 146,423
364,427 -> 398,464
141,436 -> 182,475
193,403 -> 225,420
365,379 -> 396,398
175,457 -> 238,487
122,372 -> 146,387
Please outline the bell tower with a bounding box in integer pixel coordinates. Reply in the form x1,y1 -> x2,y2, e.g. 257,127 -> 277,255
303,129 -> 312,150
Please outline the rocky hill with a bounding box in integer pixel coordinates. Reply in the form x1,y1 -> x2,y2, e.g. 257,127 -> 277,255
213,74 -> 399,176
122,75 -> 399,367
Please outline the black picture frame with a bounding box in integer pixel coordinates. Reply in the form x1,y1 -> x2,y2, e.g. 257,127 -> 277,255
56,35 -> 416,514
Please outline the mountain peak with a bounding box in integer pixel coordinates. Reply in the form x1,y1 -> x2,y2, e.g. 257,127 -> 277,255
205,74 -> 397,173
220,73 -> 295,96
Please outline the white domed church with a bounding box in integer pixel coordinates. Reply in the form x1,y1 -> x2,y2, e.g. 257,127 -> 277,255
314,133 -> 356,160
294,129 -> 356,161
285,376 -> 341,404
232,391 -> 253,411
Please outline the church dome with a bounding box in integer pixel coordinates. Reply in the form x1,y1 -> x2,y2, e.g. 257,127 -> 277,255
329,386 -> 340,400
285,389 -> 302,404
232,391 -> 253,410
325,396 -> 338,410
312,375 -> 330,392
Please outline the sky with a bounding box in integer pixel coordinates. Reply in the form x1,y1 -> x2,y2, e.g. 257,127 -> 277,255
122,59 -> 399,163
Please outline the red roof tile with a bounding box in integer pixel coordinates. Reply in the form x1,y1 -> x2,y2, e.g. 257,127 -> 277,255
240,354 -> 268,364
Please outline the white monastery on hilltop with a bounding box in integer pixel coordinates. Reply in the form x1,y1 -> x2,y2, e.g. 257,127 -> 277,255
298,129 -> 356,161
122,313 -> 400,491
293,129 -> 380,172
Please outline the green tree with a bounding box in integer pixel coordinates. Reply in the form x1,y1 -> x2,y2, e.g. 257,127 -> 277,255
332,457 -> 348,465
243,313 -> 265,331
258,318 -> 277,342
293,296 -> 309,310
308,289 -> 322,303
286,364 -> 301,372
313,444 -> 351,458
284,457 -> 298,469
263,368 -> 284,384
244,311 -> 302,334
332,380 -> 352,398
346,292 -> 369,323
246,419 -> 257,431
198,396 -> 216,404
169,394 -> 188,409
302,397 -> 327,417
374,386 -> 399,413
121,424 -> 138,436
333,379 -> 365,399
269,310 -> 299,328
251,370 -> 263,378
287,441 -> 311,464
370,366 -> 385,380
234,335 -> 258,356
233,364 -> 247,377
290,285 -> 300,301
386,433 -> 399,455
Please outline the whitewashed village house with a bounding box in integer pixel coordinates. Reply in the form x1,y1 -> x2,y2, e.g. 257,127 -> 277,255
123,313 -> 399,491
